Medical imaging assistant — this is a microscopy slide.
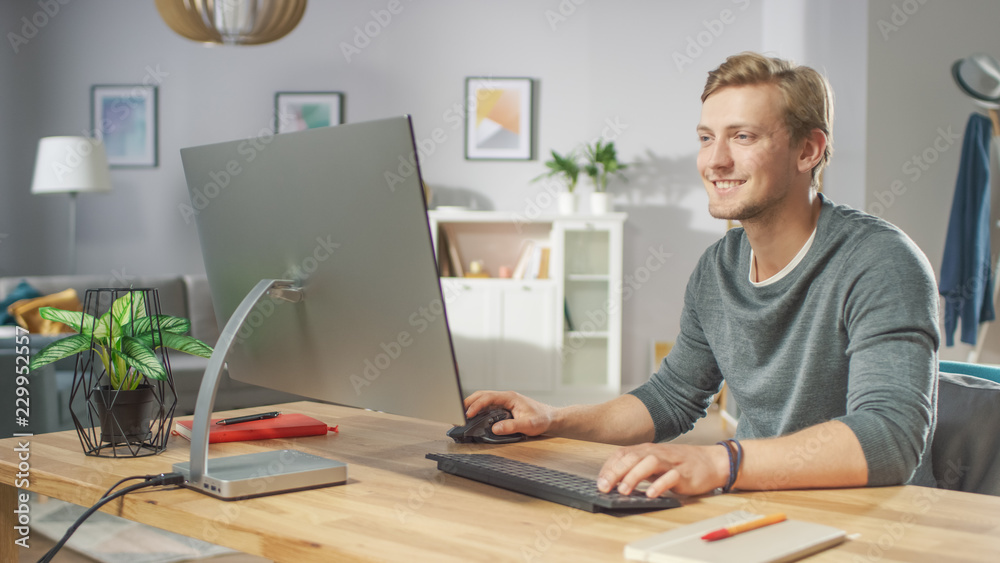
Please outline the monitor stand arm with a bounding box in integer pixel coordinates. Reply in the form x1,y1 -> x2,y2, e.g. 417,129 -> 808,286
172,279 -> 347,500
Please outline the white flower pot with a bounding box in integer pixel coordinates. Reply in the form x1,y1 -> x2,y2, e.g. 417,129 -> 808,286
590,192 -> 610,215
558,192 -> 577,215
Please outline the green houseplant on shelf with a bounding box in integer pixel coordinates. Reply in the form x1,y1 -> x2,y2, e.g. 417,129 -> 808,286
28,290 -> 213,452
583,140 -> 627,214
534,148 -> 581,215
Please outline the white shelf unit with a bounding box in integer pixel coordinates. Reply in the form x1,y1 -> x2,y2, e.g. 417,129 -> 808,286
428,210 -> 626,403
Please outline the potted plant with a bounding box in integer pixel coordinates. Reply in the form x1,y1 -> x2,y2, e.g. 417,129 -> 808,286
583,140 -> 628,214
534,148 -> 581,214
29,290 -> 213,451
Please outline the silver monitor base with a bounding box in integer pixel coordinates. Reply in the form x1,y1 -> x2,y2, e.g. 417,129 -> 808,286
173,449 -> 347,500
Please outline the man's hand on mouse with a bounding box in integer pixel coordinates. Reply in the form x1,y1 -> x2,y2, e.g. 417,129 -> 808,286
464,390 -> 557,437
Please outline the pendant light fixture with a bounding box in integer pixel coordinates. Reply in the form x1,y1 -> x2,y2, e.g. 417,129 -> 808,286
155,0 -> 307,46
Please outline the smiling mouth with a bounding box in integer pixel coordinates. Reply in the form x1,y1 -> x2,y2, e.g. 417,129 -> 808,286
713,180 -> 746,189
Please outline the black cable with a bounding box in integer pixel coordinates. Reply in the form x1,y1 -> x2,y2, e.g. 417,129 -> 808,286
37,472 -> 186,563
100,476 -> 147,499
101,472 -> 186,498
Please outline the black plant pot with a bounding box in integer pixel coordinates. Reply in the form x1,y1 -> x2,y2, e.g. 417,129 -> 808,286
92,385 -> 156,445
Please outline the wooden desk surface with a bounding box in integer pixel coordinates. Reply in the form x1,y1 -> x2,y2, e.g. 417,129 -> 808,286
2,401 -> 999,562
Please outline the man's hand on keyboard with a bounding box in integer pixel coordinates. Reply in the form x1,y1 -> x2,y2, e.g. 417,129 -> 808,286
596,443 -> 730,497
464,390 -> 556,437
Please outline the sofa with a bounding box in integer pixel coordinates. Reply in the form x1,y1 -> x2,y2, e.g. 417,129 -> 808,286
0,274 -> 306,438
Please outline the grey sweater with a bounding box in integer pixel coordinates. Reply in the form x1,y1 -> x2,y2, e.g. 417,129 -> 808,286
630,196 -> 939,486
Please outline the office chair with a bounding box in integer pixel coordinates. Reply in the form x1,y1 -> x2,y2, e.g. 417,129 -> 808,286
939,360 -> 1000,384
930,361 -> 1000,496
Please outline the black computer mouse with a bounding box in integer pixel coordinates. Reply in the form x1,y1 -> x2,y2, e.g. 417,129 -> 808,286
447,407 -> 526,444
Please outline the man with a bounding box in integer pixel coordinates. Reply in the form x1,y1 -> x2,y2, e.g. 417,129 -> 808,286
465,52 -> 939,497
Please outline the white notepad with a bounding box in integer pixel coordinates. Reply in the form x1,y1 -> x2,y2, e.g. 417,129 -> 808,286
625,510 -> 847,563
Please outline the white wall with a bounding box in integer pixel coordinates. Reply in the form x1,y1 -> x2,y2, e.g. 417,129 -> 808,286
2,0 -> 877,390
866,0 -> 1000,362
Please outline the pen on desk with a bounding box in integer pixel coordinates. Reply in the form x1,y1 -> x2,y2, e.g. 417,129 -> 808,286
215,411 -> 281,426
701,513 -> 787,541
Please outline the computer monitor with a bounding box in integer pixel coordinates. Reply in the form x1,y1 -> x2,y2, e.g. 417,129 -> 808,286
173,116 -> 467,498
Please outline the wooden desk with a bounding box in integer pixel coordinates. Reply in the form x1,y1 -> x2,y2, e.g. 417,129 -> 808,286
2,401 -> 999,562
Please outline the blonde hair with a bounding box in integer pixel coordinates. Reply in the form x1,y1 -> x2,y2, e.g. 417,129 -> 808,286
702,52 -> 833,185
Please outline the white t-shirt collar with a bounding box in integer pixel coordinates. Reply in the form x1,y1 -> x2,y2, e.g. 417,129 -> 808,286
749,227 -> 818,286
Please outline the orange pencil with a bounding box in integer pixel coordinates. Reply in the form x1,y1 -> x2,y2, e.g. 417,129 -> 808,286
701,513 -> 787,541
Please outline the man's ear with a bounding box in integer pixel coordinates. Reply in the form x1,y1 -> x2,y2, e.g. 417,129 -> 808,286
797,128 -> 827,174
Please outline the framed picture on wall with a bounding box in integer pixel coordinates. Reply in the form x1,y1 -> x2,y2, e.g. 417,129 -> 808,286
91,84 -> 158,167
275,91 -> 345,133
465,77 -> 534,160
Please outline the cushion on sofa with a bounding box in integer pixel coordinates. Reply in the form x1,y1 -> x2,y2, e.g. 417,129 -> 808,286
0,280 -> 41,325
8,288 -> 82,334
1,275 -> 188,321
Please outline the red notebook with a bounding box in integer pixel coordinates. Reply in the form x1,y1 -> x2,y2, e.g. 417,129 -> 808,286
173,413 -> 335,443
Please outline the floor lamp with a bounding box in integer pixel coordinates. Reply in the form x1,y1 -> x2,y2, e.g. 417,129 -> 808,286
31,136 -> 113,274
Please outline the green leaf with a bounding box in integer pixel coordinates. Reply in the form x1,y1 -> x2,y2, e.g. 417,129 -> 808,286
124,315 -> 191,338
112,292 -> 147,330
94,309 -> 112,340
138,332 -> 214,358
38,307 -> 97,335
115,336 -> 167,381
28,334 -> 92,371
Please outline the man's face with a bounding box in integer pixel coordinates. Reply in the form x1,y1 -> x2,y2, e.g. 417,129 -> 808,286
696,83 -> 803,222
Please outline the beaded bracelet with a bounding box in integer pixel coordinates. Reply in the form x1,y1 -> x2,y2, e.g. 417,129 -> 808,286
716,439 -> 743,493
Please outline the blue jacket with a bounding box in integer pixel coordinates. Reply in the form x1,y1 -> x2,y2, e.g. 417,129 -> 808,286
940,113 -> 994,346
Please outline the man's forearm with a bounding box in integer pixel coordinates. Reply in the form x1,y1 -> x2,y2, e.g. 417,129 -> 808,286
735,420 -> 868,490
551,394 -> 656,445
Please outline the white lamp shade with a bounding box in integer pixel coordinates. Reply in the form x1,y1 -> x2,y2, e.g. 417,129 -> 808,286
31,136 -> 112,195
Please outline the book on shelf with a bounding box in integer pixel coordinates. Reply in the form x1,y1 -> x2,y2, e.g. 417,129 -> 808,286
523,244 -> 551,280
437,226 -> 453,277
624,510 -> 846,563
173,413 -> 335,444
512,240 -> 536,279
536,246 -> 551,279
445,225 -> 464,277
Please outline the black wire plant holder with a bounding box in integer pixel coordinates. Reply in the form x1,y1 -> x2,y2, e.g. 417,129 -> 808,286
69,288 -> 178,457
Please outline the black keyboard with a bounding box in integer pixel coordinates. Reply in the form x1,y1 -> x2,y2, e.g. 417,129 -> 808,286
426,453 -> 682,513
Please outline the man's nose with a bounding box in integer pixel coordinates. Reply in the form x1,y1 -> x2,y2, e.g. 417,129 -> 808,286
706,140 -> 733,169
